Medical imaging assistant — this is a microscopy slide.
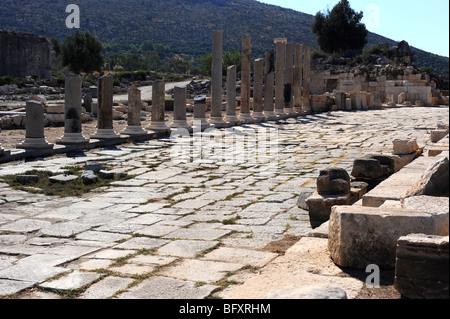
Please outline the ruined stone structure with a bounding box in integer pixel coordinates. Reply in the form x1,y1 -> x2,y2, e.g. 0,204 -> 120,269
0,30 -> 51,79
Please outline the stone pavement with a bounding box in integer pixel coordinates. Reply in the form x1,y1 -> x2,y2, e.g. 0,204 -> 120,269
0,107 -> 448,299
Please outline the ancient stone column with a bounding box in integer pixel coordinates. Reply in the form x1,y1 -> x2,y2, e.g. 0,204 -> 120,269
148,80 -> 170,132
303,46 -> 312,114
91,74 -> 119,139
253,58 -> 265,121
284,43 -> 295,115
209,30 -> 226,127
170,86 -> 192,130
294,44 -> 303,114
274,39 -> 287,117
17,100 -> 53,149
239,37 -> 254,122
57,75 -> 89,144
122,85 -> 148,135
224,65 -> 240,125
263,49 -> 276,120
192,95 -> 210,131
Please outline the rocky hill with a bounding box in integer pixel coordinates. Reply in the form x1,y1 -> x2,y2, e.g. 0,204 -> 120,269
0,0 -> 448,75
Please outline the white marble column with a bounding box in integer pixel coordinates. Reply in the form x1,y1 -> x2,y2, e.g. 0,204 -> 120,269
274,38 -> 287,117
57,74 -> 89,144
170,86 -> 192,130
192,95 -> 210,131
263,49 -> 276,120
17,100 -> 53,149
284,43 -> 295,115
302,46 -> 312,114
209,30 -> 226,127
148,80 -> 170,132
293,44 -> 303,114
224,65 -> 240,125
91,74 -> 119,139
239,37 -> 254,122
252,58 -> 265,121
122,85 -> 148,135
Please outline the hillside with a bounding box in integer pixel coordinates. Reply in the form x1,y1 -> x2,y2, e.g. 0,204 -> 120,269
0,0 -> 448,75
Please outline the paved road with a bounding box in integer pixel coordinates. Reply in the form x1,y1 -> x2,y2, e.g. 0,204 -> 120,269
0,107 -> 448,299
113,80 -> 193,102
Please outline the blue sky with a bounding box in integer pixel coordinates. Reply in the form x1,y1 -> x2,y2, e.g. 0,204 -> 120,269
257,0 -> 449,57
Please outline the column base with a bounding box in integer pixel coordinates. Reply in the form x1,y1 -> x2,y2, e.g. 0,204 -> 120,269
252,112 -> 266,122
170,120 -> 192,131
224,115 -> 240,126
209,117 -> 227,128
17,138 -> 54,150
56,133 -> 89,145
293,107 -> 304,115
147,122 -> 170,132
191,119 -> 211,132
263,111 -> 278,121
284,108 -> 297,116
239,113 -> 254,124
121,125 -> 149,136
91,128 -> 120,139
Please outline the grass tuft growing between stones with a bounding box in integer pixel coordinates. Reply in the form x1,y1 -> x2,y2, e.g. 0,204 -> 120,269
1,167 -> 134,198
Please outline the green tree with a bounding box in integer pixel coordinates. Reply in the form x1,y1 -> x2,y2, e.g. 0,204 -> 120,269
312,0 -> 368,54
59,30 -> 105,74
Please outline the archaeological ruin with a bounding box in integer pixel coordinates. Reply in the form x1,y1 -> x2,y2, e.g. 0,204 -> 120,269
0,29 -> 448,301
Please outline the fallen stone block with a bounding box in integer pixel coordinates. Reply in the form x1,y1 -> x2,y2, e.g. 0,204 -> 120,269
406,156 -> 449,197
306,192 -> 351,229
351,154 -> 395,181
16,175 -> 40,184
328,204 -> 449,269
431,130 -> 448,143
81,170 -> 98,185
362,155 -> 441,207
393,138 -> 419,156
317,168 -> 351,195
394,234 -> 449,299
49,175 -> 79,184
98,170 -> 115,179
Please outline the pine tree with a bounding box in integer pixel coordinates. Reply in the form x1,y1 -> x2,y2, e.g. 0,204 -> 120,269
312,0 -> 368,54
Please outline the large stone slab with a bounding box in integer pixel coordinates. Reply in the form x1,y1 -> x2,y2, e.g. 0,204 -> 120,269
222,237 -> 364,299
0,279 -> 35,296
40,271 -> 101,291
202,247 -> 278,267
117,276 -> 219,299
157,240 -> 219,258
328,205 -> 449,269
80,276 -> 134,299
158,259 -> 244,283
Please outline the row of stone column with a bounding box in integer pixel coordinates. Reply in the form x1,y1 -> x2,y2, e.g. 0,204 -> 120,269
208,32 -> 312,126
10,32 -> 313,150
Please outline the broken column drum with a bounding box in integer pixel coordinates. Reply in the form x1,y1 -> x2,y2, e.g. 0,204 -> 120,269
224,65 -> 240,125
148,80 -> 170,132
17,100 -> 53,149
57,74 -> 89,144
91,74 -> 119,139
192,95 -> 210,131
209,30 -> 226,127
122,85 -> 148,135
239,36 -> 254,122
170,86 -> 192,130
